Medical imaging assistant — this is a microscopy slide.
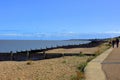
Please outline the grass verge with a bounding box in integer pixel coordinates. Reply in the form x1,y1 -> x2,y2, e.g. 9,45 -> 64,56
71,42 -> 111,80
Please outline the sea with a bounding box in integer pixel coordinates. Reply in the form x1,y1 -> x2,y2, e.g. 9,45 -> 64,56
0,40 -> 91,53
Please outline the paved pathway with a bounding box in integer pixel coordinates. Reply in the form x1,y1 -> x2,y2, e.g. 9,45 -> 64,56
102,46 -> 120,80
85,48 -> 113,80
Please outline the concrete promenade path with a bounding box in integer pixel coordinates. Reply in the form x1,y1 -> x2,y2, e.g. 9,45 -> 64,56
85,48 -> 113,80
102,45 -> 120,80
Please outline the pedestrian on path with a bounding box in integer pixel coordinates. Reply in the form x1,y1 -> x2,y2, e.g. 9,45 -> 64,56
112,39 -> 115,48
115,38 -> 119,48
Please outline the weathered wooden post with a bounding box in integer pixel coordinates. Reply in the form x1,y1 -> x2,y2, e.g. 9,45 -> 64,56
43,51 -> 46,59
10,51 -> 13,61
26,51 -> 30,60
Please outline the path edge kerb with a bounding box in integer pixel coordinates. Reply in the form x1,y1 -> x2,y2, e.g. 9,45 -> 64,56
85,48 -> 113,80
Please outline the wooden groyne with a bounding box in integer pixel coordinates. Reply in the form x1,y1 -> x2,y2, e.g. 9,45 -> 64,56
0,52 -> 95,61
0,40 -> 105,61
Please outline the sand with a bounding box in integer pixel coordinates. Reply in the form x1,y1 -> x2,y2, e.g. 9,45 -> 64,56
0,43 -> 107,80
46,47 -> 99,54
0,56 -> 88,80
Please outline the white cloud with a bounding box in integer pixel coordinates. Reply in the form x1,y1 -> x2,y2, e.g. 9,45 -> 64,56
105,31 -> 120,34
0,33 -> 53,37
0,33 -> 32,37
0,31 -> 120,40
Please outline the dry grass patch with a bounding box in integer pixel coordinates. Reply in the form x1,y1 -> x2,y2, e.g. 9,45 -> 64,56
94,43 -> 111,56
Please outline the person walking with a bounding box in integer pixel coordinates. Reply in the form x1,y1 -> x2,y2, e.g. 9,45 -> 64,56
112,39 -> 115,48
115,38 -> 119,48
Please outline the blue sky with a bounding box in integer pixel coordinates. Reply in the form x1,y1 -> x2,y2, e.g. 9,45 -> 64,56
0,0 -> 120,40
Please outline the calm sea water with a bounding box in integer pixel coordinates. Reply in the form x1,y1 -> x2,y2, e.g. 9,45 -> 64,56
0,40 -> 91,53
